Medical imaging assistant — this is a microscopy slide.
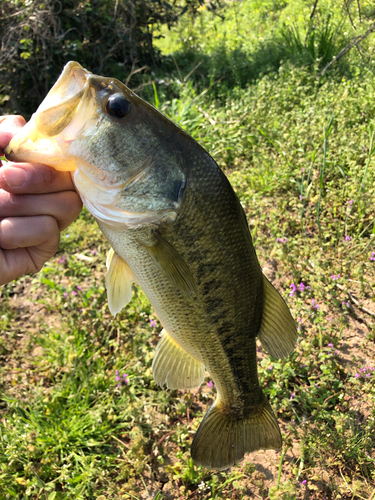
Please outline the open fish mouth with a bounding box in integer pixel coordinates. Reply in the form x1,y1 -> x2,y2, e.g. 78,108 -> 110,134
5,62 -> 95,170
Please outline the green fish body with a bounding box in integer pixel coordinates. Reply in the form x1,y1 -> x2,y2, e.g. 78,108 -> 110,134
6,62 -> 297,470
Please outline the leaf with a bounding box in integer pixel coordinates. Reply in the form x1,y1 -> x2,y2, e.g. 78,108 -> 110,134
20,51 -> 31,60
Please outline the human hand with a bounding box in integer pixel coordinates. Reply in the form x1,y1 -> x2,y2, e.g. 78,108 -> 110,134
0,115 -> 82,286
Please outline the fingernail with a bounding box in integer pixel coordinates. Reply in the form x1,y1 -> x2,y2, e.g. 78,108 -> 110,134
3,167 -> 28,187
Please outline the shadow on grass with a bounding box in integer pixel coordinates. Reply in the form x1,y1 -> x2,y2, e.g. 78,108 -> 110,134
143,33 -> 352,104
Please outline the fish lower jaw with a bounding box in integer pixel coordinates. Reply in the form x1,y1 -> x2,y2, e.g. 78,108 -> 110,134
83,194 -> 178,228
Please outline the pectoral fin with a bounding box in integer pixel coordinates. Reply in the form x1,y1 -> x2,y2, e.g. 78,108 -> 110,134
258,276 -> 298,359
152,329 -> 205,389
146,232 -> 198,296
105,248 -> 134,316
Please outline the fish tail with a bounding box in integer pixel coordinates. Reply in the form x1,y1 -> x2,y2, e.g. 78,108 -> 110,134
191,392 -> 281,470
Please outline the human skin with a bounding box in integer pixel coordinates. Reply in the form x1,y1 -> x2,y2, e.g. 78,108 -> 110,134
0,115 -> 82,286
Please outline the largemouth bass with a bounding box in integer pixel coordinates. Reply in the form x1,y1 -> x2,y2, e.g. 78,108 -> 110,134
5,62 -> 297,470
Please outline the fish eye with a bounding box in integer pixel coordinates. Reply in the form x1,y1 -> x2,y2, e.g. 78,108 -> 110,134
106,94 -> 131,118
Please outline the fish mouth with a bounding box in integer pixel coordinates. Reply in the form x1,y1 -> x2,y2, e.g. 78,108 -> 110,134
5,61 -> 95,170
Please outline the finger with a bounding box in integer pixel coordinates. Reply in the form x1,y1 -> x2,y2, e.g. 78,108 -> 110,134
0,190 -> 82,230
0,116 -> 26,152
0,162 -> 76,194
0,216 -> 59,250
0,216 -> 60,286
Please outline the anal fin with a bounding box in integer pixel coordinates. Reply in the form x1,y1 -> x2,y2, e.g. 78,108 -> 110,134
105,247 -> 135,316
152,329 -> 205,390
258,276 -> 298,359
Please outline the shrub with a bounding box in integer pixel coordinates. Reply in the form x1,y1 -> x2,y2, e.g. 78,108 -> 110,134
0,0 -> 220,117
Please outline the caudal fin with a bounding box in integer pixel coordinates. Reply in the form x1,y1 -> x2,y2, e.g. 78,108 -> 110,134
191,393 -> 281,470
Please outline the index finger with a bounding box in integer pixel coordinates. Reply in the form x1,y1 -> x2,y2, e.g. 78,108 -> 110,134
0,115 -> 76,194
0,115 -> 26,152
0,162 -> 76,194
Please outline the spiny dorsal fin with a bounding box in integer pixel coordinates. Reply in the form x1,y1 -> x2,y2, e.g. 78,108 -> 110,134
152,329 -> 205,390
191,391 -> 282,470
146,231 -> 198,296
105,247 -> 134,316
258,275 -> 298,359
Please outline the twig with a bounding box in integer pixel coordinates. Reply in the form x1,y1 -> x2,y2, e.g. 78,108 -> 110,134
348,291 -> 375,317
343,0 -> 355,29
183,60 -> 202,83
336,283 -> 375,317
319,21 -> 375,75
156,430 -> 176,448
172,55 -> 183,82
124,63 -> 148,87
357,0 -> 362,24
305,0 -> 319,43
112,434 -> 129,449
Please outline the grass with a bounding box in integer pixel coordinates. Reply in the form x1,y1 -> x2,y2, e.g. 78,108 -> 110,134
1,0 -> 375,498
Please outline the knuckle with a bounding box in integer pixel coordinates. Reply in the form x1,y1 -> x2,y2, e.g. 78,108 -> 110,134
41,165 -> 57,188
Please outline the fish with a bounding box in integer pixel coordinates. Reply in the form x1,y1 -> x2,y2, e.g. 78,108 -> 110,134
5,61 -> 297,470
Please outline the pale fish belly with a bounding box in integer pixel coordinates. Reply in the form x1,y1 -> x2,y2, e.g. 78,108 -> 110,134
97,221 -> 246,397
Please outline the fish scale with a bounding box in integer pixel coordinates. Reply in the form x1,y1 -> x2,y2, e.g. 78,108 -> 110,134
5,61 -> 298,470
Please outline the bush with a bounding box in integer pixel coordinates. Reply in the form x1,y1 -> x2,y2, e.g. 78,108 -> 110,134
0,0 -> 220,117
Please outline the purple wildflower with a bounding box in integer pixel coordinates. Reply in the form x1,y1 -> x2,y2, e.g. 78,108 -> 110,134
299,195 -> 303,201
71,291 -> 77,297
58,255 -> 66,264
312,298 -> 319,310
289,283 -> 297,297
63,292 -> 68,299
370,252 -> 375,262
149,319 -> 157,328
276,237 -> 288,244
298,282 -> 305,292
347,200 -> 354,206
301,480 -> 307,485
290,393 -> 295,401
91,249 -> 98,255
343,235 -> 351,242
355,366 -> 374,379
76,285 -> 82,291
115,370 -> 129,387
330,274 -> 341,280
